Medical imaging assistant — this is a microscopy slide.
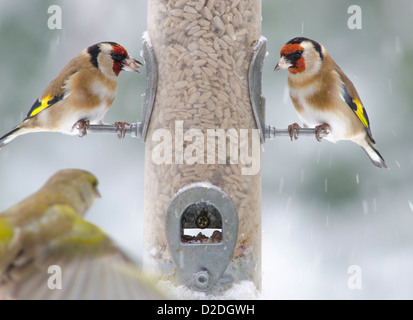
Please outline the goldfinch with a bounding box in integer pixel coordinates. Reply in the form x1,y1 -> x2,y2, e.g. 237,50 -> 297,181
275,37 -> 388,169
0,42 -> 142,149
0,169 -> 165,300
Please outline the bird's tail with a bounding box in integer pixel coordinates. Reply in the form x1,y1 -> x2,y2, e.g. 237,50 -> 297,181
360,139 -> 388,169
0,126 -> 23,149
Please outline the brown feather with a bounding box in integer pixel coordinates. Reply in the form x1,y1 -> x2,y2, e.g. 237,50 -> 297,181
39,50 -> 92,101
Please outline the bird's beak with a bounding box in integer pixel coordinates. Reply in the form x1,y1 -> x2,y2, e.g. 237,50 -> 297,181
94,188 -> 102,199
122,56 -> 143,73
274,56 -> 292,71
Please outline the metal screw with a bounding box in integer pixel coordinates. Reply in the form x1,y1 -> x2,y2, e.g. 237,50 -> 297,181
196,214 -> 210,229
193,271 -> 210,290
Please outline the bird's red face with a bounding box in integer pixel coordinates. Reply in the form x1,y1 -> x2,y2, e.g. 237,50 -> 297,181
110,44 -> 142,76
275,43 -> 305,74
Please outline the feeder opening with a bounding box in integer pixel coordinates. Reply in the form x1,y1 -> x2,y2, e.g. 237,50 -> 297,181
180,202 -> 223,244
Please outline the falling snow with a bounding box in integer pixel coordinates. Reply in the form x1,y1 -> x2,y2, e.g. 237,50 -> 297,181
278,177 -> 284,194
362,200 -> 369,215
408,201 -> 413,213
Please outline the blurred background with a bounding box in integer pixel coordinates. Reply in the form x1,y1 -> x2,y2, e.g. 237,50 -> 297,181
0,0 -> 412,299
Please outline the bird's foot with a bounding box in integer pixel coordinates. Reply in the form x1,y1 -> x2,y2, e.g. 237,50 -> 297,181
315,123 -> 330,141
73,119 -> 90,137
114,121 -> 130,139
288,122 -> 301,141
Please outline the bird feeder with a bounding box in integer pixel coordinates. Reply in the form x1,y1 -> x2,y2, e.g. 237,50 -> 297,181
142,0 -> 263,292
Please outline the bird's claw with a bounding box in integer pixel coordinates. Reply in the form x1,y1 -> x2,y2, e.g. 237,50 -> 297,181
288,122 -> 301,141
315,123 -> 330,141
73,120 -> 90,137
114,121 -> 130,139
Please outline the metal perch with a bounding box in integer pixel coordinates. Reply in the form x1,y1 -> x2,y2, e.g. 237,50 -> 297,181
87,123 -> 142,139
265,125 -> 327,141
86,123 -> 326,141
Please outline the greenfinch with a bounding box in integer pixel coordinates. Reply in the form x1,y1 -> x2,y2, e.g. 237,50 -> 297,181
0,169 -> 165,300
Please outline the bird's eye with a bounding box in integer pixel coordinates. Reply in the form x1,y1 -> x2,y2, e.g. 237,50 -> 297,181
287,50 -> 303,61
111,52 -> 124,62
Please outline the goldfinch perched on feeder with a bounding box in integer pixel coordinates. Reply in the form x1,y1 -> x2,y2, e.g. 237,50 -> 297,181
0,169 -> 165,300
275,37 -> 388,169
0,42 -> 142,149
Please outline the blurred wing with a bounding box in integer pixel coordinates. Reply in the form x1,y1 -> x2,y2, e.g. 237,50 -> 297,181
0,217 -> 24,286
336,66 -> 375,142
6,256 -> 166,300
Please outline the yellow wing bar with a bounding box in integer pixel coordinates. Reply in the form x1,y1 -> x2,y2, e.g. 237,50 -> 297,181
353,98 -> 369,128
27,94 -> 63,119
